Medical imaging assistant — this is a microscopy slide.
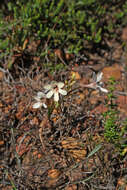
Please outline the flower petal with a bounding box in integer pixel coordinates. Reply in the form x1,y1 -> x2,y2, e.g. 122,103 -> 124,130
92,72 -> 97,82
96,72 -> 103,82
98,86 -> 108,93
34,96 -> 40,101
54,92 -> 59,102
85,83 -> 96,89
42,103 -> 47,108
46,90 -> 54,99
57,82 -> 64,89
44,84 -> 52,90
59,89 -> 67,96
37,92 -> 45,98
52,81 -> 57,85
33,102 -> 42,109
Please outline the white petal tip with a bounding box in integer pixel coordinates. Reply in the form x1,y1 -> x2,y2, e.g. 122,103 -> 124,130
46,90 -> 53,99
44,84 -> 52,90
54,92 -> 59,102
97,72 -> 103,82
32,102 -> 42,109
37,92 -> 45,98
57,82 -> 64,88
59,89 -> 67,96
99,87 -> 108,93
42,103 -> 47,108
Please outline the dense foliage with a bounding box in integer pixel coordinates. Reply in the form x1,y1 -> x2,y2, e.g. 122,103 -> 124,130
0,0 -> 127,60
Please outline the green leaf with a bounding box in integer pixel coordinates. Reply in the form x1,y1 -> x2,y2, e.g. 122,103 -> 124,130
87,144 -> 102,158
94,28 -> 102,43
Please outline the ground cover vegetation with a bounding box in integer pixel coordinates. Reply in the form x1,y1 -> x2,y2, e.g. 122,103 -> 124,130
0,0 -> 127,189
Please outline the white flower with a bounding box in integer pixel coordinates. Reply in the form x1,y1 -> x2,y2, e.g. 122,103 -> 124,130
84,72 -> 108,93
44,81 -> 67,102
33,92 -> 47,109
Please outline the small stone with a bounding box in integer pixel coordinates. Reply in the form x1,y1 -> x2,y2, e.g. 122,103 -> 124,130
65,53 -> 74,60
71,71 -> 81,80
48,169 -> 61,179
102,64 -> 122,81
117,177 -> 126,186
65,184 -> 77,190
0,71 -> 4,80
91,104 -> 108,114
0,141 -> 4,145
54,49 -> 63,59
75,92 -> 85,104
116,95 -> 127,116
121,27 -> 127,41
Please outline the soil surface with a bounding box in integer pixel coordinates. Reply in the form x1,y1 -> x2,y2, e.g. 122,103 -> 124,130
0,28 -> 127,190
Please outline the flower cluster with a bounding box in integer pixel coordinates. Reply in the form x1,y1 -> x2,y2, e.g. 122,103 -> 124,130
32,92 -> 47,109
33,81 -> 67,109
44,81 -> 67,102
33,72 -> 108,109
83,72 -> 108,93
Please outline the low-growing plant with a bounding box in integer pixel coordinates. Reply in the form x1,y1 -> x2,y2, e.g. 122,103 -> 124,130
103,78 -> 127,157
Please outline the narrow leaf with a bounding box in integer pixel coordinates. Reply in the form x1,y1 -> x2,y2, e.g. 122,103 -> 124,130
87,144 -> 102,158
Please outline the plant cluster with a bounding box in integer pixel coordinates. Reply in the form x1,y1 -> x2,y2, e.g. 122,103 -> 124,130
32,73 -> 127,157
103,78 -> 127,156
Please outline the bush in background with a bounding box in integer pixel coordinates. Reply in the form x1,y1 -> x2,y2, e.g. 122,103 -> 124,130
0,0 -> 127,63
